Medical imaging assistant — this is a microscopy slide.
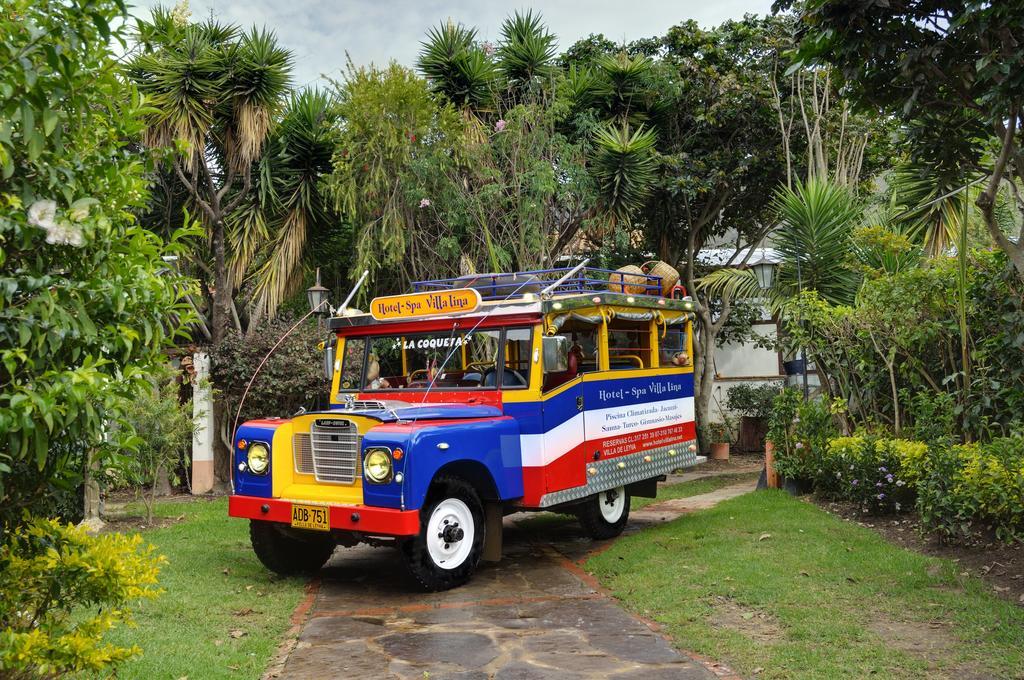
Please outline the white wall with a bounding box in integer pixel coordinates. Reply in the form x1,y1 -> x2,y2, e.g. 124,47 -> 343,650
708,322 -> 785,424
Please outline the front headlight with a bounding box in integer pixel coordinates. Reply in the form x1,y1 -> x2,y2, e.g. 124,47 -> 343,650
364,448 -> 393,483
247,443 -> 270,475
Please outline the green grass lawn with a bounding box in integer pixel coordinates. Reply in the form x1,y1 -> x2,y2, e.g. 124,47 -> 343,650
630,471 -> 759,510
101,498 -> 307,679
587,490 -> 1024,679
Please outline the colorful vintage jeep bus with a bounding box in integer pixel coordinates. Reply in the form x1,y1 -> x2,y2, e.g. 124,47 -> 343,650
229,266 -> 704,590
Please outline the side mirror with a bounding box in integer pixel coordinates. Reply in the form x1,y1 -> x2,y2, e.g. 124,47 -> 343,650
542,335 -> 569,372
323,343 -> 335,381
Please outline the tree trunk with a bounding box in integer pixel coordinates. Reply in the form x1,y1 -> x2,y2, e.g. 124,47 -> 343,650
978,109 -> 1024,281
211,219 -> 232,345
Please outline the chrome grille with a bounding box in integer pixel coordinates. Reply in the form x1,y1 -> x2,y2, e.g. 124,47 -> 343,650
293,433 -> 314,474
310,419 -> 360,484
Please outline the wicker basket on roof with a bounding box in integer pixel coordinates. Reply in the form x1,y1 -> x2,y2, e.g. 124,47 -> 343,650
607,265 -> 648,294
642,260 -> 680,296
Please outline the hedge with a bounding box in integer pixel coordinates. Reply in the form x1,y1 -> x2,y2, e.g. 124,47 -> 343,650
774,434 -> 1024,542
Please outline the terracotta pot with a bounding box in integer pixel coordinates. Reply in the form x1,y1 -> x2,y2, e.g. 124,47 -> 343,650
710,442 -> 730,460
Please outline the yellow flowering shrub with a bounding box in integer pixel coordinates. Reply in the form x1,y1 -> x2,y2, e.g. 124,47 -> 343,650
0,518 -> 164,677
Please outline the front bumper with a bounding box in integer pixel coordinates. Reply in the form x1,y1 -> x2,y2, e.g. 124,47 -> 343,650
229,495 -> 421,536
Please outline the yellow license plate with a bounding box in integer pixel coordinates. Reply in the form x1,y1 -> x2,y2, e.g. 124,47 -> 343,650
291,504 -> 330,531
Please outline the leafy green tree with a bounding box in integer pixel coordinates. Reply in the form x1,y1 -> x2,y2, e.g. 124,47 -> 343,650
328,60 -> 600,298
787,0 -> 1024,278
628,18 -> 792,446
0,0 -> 192,528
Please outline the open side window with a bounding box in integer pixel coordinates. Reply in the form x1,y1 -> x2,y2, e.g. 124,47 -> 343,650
542,318 -> 599,392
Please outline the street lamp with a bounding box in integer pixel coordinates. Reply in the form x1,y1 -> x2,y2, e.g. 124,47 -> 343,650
751,260 -> 774,290
306,268 -> 331,316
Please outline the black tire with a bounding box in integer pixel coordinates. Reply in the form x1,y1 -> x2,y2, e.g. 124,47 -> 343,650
401,476 -> 485,591
577,486 -> 631,540
249,520 -> 336,576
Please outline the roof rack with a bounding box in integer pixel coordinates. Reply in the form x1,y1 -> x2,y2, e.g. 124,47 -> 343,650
412,266 -> 663,301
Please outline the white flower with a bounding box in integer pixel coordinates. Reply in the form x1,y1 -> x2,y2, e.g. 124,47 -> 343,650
44,221 -> 84,247
419,198 -> 432,208
27,200 -> 58,229
68,204 -> 90,222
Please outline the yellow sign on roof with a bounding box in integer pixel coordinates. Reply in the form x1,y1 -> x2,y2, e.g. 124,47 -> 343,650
370,288 -> 482,321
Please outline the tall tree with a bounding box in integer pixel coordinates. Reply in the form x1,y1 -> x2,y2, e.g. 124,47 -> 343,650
786,0 -> 1024,278
129,9 -> 291,343
634,18 -> 791,447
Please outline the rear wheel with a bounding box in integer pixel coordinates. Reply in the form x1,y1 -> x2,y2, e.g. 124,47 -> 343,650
250,520 -> 336,576
577,485 -> 630,540
401,476 -> 485,591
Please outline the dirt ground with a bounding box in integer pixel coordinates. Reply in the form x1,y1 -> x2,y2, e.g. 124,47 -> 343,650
816,499 -> 1024,609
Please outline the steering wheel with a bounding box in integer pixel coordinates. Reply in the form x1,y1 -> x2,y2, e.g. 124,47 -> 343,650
483,367 -> 527,387
408,368 -> 429,382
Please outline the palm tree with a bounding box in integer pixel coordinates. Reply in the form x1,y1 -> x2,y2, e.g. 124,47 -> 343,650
698,178 -> 863,307
244,90 -> 341,327
590,124 -> 658,225
496,11 -> 557,97
417,21 -> 494,110
129,13 -> 291,343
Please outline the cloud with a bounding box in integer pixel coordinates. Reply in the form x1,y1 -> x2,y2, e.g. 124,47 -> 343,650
133,0 -> 774,87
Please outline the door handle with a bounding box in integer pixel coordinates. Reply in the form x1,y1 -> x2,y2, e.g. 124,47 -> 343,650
576,396 -> 584,411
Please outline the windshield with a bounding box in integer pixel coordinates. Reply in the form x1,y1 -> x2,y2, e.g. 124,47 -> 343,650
339,327 -> 532,391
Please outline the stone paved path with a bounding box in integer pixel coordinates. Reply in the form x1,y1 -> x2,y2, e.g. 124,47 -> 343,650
270,475 -> 757,680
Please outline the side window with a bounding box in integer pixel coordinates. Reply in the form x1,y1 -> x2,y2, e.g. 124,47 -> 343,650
607,320 -> 652,370
661,326 -> 692,367
339,337 -> 366,391
501,328 -> 533,389
542,322 -> 598,391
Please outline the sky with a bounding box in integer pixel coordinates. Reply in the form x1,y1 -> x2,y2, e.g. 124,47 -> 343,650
132,0 -> 775,88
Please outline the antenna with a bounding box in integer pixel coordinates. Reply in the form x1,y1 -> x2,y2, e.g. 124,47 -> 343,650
541,258 -> 590,298
336,269 -> 369,315
232,268 -> 371,462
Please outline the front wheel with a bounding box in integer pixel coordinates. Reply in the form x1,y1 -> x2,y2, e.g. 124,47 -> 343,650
577,485 -> 630,540
250,520 -> 336,576
401,476 -> 485,591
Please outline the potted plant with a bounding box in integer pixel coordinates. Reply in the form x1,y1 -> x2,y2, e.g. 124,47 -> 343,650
707,420 -> 732,460
726,382 -> 783,452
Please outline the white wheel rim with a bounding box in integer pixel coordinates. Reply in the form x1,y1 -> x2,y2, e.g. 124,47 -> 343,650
598,486 -> 626,523
426,498 -> 475,570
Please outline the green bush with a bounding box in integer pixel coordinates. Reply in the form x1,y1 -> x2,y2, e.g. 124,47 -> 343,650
122,367 -> 196,522
0,517 -> 164,677
903,390 -> 957,446
211,316 -> 328,427
918,438 -> 1024,542
767,389 -> 841,482
726,382 -> 784,419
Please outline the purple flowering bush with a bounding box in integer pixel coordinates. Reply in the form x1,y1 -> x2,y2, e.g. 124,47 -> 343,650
814,437 -> 921,514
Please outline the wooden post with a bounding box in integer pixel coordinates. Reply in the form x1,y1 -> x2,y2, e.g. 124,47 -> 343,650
764,440 -> 779,489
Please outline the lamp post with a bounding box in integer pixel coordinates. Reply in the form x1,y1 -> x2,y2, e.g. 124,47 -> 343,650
306,268 -> 331,328
752,260 -> 774,291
